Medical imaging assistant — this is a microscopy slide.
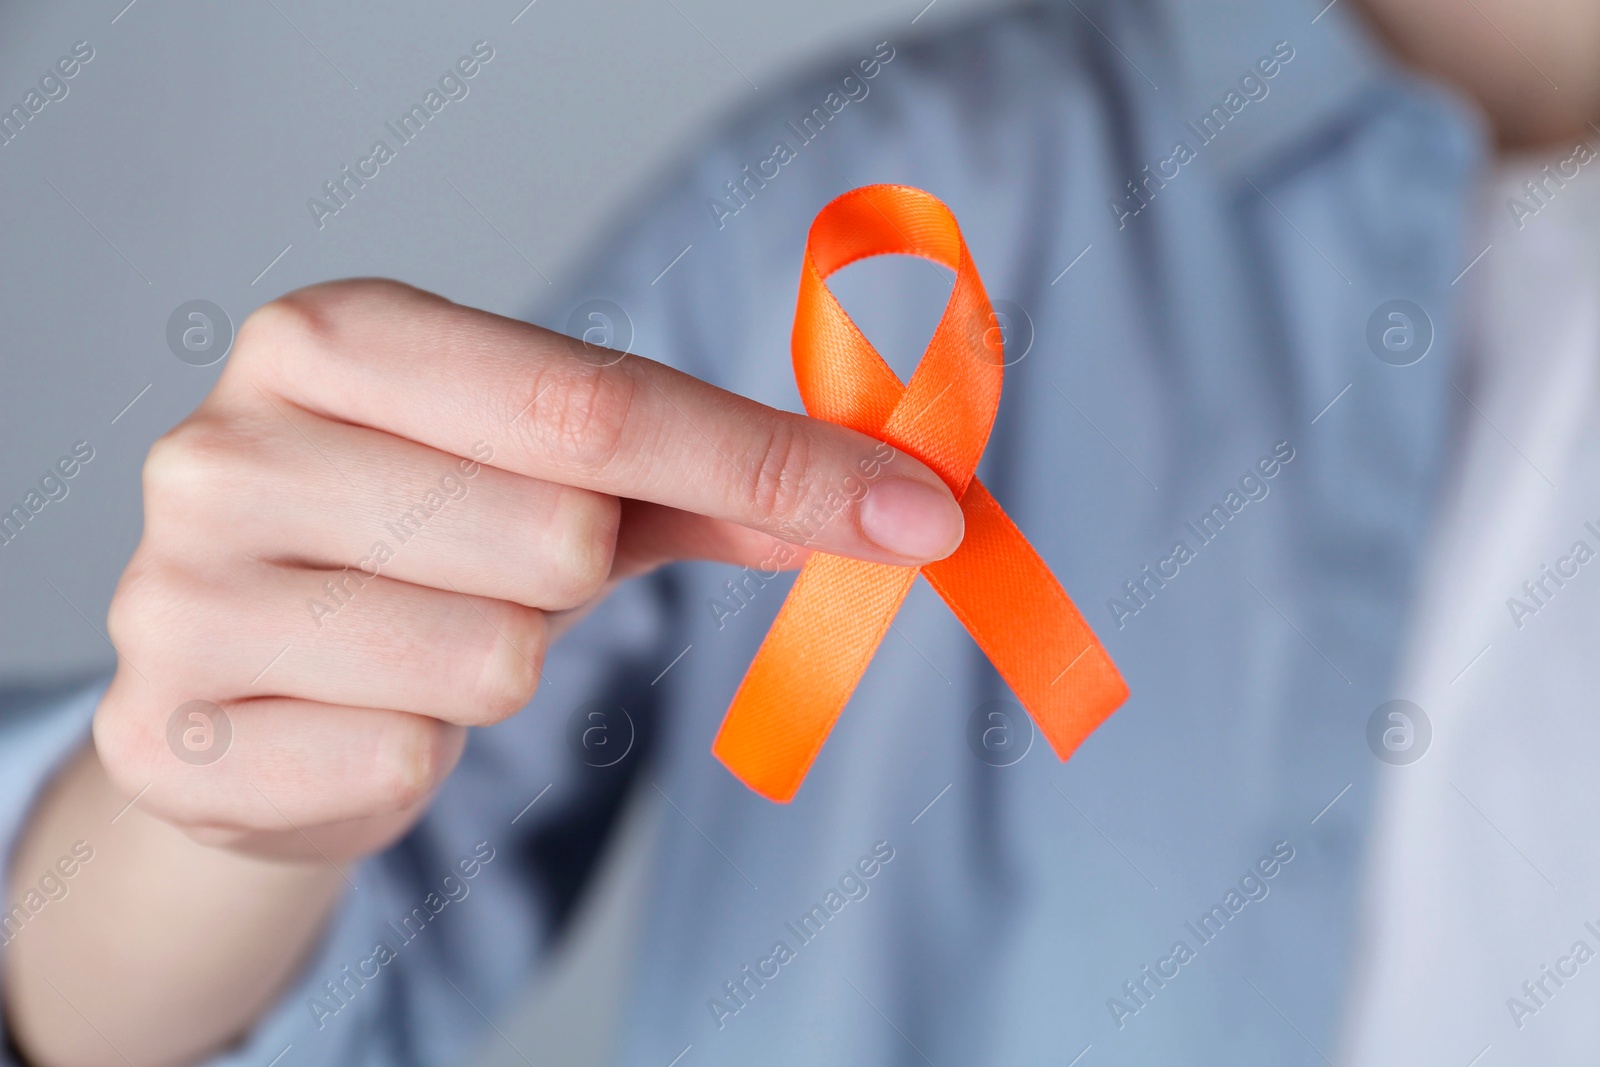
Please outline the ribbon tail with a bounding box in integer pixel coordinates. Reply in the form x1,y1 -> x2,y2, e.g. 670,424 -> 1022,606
712,554 -> 918,802
922,479 -> 1128,759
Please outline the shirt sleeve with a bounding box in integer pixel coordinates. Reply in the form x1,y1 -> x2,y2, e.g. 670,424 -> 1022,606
0,577 -> 676,1067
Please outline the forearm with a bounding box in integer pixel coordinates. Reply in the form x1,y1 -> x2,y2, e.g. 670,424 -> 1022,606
2,744 -> 344,1067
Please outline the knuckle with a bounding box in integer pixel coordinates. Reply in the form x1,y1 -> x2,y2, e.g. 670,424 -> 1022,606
143,410 -> 291,537
140,416 -> 240,523
747,418 -> 815,533
233,290 -> 334,375
518,358 -> 639,473
141,424 -> 202,505
143,422 -> 212,518
91,689 -> 165,794
546,490 -> 619,609
470,604 -> 547,722
232,280 -> 414,381
371,714 -> 457,810
105,555 -> 187,666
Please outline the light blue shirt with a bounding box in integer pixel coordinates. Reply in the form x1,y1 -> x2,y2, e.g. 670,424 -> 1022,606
0,1 -> 1483,1063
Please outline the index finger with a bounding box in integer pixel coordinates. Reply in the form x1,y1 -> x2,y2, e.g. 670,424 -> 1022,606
226,280 -> 965,565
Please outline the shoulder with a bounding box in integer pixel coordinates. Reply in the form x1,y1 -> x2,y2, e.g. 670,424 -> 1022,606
533,4 -> 1114,367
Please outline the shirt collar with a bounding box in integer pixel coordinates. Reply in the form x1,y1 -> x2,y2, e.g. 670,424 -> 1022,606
1143,0 -> 1399,178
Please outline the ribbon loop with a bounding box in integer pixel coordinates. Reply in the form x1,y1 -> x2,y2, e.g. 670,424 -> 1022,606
713,185 -> 1127,802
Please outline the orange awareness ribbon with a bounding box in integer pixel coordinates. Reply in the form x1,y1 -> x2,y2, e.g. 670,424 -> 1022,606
712,185 -> 1128,802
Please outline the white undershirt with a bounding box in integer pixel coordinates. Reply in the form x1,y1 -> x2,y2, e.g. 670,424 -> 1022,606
1343,150 -> 1600,1064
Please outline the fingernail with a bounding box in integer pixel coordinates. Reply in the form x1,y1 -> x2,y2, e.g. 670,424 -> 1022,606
858,478 -> 964,561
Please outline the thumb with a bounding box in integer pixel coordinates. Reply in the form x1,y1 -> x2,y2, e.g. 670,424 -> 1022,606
609,500 -> 814,582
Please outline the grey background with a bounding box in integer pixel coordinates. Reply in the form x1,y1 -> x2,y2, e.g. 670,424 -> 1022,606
0,0 -> 995,680
0,1 -> 999,1063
